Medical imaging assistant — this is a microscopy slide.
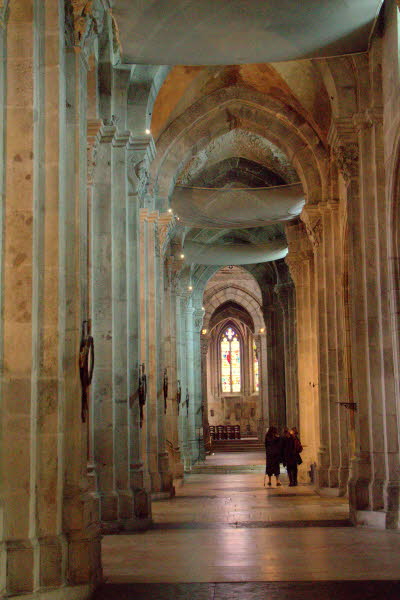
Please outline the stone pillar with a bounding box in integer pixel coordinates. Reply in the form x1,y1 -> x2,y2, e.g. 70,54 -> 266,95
201,335 -> 211,453
91,121 -> 118,528
139,209 -> 173,495
254,335 -> 264,438
302,203 -> 350,495
263,302 -> 285,431
263,307 -> 275,426
275,282 -> 299,428
111,118 -> 132,523
126,136 -> 153,521
156,215 -> 175,493
193,308 -> 206,461
1,2 -> 101,596
175,291 -> 187,465
286,220 -> 320,482
125,136 -> 152,528
272,298 -> 287,430
164,257 -> 184,481
184,304 -> 197,466
333,107 -> 400,527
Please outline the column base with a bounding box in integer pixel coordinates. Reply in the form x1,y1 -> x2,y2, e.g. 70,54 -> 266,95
316,486 -> 347,497
5,584 -> 95,600
157,452 -> 174,496
99,486 -> 152,533
350,509 -> 387,529
101,516 -> 153,534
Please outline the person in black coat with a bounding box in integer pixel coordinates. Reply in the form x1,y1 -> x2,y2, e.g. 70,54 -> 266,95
282,427 -> 302,486
264,426 -> 282,487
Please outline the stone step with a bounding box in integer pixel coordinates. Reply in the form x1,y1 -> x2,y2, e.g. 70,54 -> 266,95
211,438 -> 264,452
190,463 -> 265,474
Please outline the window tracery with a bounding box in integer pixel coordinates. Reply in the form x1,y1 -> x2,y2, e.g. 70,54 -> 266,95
253,341 -> 259,392
221,326 -> 241,392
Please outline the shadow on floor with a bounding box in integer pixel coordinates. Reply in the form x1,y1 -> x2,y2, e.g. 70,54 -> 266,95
94,581 -> 400,599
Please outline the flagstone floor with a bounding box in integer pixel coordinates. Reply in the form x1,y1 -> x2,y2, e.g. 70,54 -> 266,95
98,454 -> 400,599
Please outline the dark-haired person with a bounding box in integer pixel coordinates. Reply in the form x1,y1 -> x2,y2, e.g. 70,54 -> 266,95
264,426 -> 282,487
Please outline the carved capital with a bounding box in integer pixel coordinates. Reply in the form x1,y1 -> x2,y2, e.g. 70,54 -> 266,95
301,207 -> 322,249
0,0 -> 8,28
274,282 -> 293,310
64,1 -> 118,63
333,143 -> 359,185
285,256 -> 302,285
353,108 -> 383,131
158,213 -> 175,257
127,135 -> 155,198
194,310 -> 205,333
200,338 -> 209,358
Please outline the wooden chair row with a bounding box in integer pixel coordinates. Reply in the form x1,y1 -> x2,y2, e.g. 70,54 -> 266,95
209,425 -> 240,440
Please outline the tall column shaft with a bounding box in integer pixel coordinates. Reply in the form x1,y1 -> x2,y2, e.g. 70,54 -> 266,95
1,3 -> 101,596
275,282 -> 298,428
339,109 -> 400,527
286,221 -> 320,482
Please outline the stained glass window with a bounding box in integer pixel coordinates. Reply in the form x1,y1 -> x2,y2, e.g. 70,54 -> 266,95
221,327 -> 241,393
253,342 -> 259,392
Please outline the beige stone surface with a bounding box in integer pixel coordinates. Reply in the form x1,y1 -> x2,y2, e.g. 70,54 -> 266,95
102,471 -> 400,583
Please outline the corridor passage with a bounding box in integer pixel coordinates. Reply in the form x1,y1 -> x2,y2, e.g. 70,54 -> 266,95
98,455 -> 400,599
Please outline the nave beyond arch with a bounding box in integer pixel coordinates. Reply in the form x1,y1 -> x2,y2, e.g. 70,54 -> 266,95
1,1 -> 400,598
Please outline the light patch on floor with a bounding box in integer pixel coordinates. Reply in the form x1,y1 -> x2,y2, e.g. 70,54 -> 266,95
102,472 -> 400,584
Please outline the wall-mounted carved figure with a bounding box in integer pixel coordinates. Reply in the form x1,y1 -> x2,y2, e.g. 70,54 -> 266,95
163,368 -> 168,414
185,388 -> 190,417
79,320 -> 94,423
138,363 -> 147,428
177,379 -> 182,415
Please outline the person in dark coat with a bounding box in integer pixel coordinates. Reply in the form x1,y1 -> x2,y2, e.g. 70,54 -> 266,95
264,426 -> 282,487
282,427 -> 302,486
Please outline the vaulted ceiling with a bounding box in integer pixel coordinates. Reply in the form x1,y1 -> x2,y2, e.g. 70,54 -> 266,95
113,0 -> 382,65
116,2 -> 375,271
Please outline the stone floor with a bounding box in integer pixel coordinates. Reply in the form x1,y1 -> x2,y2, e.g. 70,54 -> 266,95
99,454 -> 400,598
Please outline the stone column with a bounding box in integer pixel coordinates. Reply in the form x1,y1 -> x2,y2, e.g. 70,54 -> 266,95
263,302 -> 285,431
193,308 -> 206,461
163,257 -> 184,481
91,121 -> 118,528
184,303 -> 197,466
302,206 -> 330,488
156,214 -> 175,493
263,307 -> 274,425
1,2 -> 101,596
272,297 -> 287,430
126,136 -> 153,521
286,220 -> 320,482
333,107 -> 400,527
275,282 -> 298,428
302,203 -> 349,495
139,209 -> 173,495
111,121 -> 133,523
200,335 -> 211,453
175,290 -> 187,465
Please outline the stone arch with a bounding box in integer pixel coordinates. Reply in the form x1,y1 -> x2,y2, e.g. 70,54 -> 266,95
316,56 -> 359,120
149,86 -> 329,206
127,65 -> 170,134
203,286 -> 264,333
209,301 -> 255,333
